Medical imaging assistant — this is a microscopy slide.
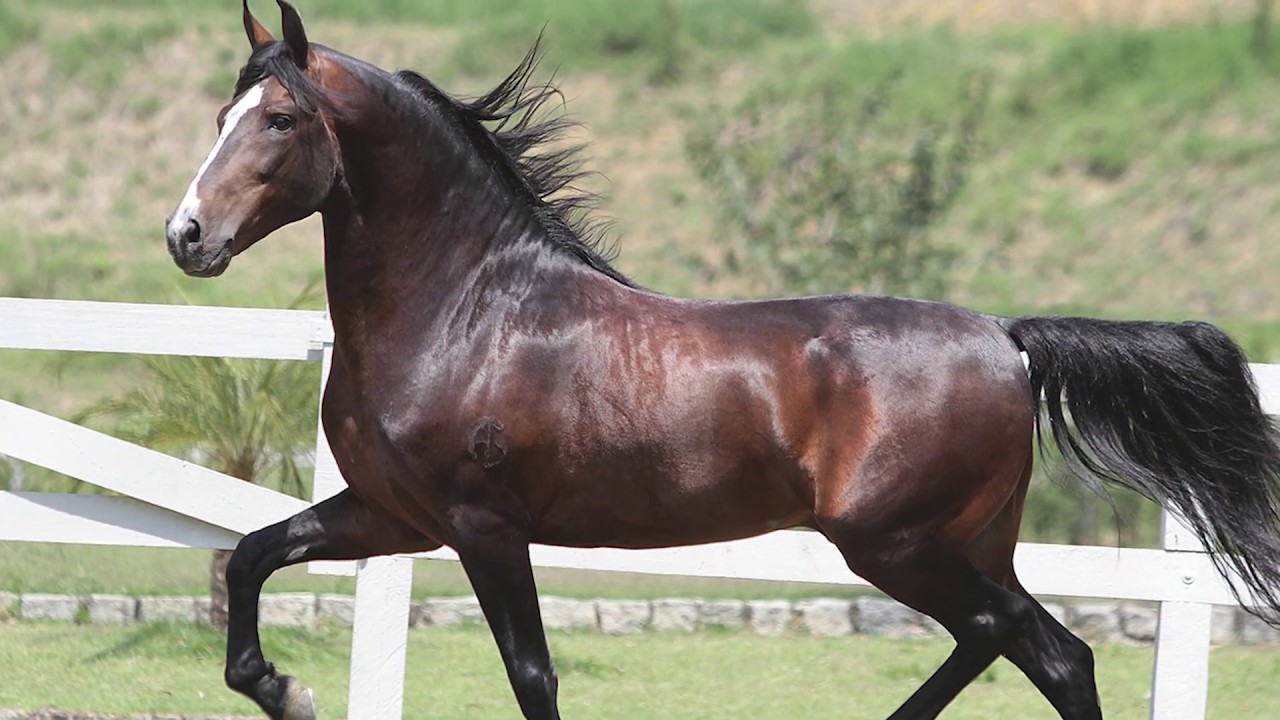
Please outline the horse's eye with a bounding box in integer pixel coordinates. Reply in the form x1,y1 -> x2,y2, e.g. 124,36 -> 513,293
268,114 -> 294,132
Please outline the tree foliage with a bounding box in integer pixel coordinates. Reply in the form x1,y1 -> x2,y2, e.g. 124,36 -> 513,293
687,71 -> 989,299
76,355 -> 319,492
75,352 -> 320,627
1255,0 -> 1274,59
1023,461 -> 1162,548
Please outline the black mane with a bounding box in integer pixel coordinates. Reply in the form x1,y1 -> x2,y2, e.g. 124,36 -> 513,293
235,39 -> 632,287
235,40 -> 326,113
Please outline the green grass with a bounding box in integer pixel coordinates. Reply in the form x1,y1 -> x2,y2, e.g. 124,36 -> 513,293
0,541 -> 879,602
1001,22 -> 1280,189
0,230 -> 116,300
0,1 -> 37,59
27,0 -> 815,80
46,18 -> 181,93
0,622 -> 1276,718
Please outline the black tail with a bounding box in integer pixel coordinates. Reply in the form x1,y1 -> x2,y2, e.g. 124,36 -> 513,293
1002,315 -> 1280,625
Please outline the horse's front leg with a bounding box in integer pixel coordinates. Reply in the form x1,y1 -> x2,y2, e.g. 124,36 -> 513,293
224,488 -> 435,720
450,504 -> 560,720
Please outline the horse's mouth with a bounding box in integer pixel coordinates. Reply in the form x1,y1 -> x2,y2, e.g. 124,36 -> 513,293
179,241 -> 233,278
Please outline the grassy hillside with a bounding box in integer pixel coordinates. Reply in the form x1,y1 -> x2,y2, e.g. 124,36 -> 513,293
2,1 -> 1280,545
1,2 -> 1277,341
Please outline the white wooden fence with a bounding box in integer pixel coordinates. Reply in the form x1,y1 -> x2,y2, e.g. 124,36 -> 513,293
1,296 -> 1278,720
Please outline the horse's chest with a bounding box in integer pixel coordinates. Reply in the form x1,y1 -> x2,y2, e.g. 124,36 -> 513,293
321,398 -> 382,482
318,371 -> 451,505
320,369 -> 501,491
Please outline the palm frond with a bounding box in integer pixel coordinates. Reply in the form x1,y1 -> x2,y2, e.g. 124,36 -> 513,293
77,353 -> 320,493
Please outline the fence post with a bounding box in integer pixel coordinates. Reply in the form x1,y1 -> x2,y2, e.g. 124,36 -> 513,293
308,315 -> 341,507
307,314 -> 355,577
348,555 -> 414,720
1148,509 -> 1212,720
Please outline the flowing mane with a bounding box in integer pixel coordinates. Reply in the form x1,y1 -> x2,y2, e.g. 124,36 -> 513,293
235,38 -> 632,287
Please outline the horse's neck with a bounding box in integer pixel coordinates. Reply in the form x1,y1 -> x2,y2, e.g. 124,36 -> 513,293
319,110 -> 533,338
325,216 -> 505,335
316,86 -> 621,381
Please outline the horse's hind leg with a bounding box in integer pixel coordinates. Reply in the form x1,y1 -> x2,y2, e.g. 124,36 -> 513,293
999,579 -> 1102,720
875,557 -> 1100,720
831,544 -> 1037,719
817,453 -> 1037,717
449,504 -> 560,720
968,486 -> 1102,719
223,489 -> 435,720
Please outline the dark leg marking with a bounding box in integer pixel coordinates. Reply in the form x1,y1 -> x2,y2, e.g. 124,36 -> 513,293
223,489 -> 432,720
882,563 -> 1035,720
1001,581 -> 1102,720
450,504 -> 560,720
824,518 -> 1035,720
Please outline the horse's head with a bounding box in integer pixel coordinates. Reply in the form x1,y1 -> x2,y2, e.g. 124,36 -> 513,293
166,0 -> 340,277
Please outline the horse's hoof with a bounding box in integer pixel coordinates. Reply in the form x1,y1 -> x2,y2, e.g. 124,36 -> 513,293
281,678 -> 316,720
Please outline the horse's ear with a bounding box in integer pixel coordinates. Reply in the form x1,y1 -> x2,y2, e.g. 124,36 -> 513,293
277,0 -> 310,69
243,0 -> 274,51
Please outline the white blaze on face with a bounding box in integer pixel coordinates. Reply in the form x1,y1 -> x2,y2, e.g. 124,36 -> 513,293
167,82 -> 267,236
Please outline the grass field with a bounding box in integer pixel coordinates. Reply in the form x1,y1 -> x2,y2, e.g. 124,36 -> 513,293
1,622 -> 1277,719
0,542 -> 871,602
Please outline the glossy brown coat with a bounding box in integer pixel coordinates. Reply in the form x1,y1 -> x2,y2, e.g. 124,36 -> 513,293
165,4 -> 1280,719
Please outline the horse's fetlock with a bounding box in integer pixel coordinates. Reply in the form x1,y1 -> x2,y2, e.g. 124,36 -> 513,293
226,657 -> 273,693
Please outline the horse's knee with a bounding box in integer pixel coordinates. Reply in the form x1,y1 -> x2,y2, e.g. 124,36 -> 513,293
225,531 -> 271,588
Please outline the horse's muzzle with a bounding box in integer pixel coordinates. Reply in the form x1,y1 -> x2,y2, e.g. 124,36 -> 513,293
166,216 -> 231,277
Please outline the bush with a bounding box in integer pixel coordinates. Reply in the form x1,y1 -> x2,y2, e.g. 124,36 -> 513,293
687,71 -> 989,298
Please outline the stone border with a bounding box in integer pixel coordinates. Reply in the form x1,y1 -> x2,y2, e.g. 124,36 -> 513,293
1,591 -> 1277,645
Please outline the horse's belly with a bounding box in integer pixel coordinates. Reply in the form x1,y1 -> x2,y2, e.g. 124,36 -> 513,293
528,464 -> 816,549
530,513 -> 815,550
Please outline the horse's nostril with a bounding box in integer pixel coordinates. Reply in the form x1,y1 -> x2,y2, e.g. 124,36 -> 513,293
182,219 -> 202,246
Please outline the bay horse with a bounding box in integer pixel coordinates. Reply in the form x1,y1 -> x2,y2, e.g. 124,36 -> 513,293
166,2 -> 1280,718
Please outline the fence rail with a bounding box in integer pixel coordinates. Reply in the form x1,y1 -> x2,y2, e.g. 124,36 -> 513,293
1,297 -> 1276,720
